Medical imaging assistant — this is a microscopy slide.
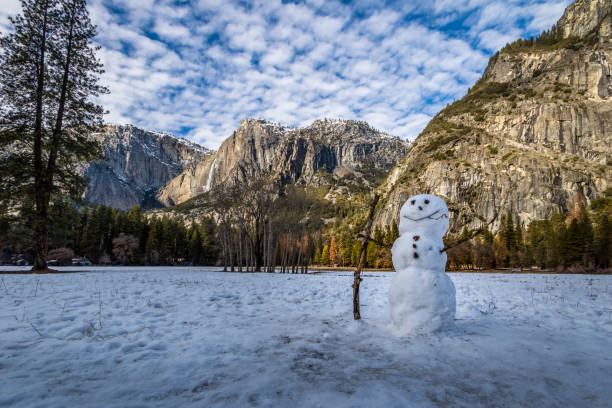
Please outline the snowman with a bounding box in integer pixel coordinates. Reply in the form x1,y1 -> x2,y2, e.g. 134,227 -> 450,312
389,194 -> 456,333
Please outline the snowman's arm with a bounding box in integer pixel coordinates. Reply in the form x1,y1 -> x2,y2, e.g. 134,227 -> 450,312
357,234 -> 392,249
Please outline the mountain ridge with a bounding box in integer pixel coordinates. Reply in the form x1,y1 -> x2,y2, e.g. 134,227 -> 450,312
83,124 -> 211,210
83,119 -> 409,210
156,118 -> 409,206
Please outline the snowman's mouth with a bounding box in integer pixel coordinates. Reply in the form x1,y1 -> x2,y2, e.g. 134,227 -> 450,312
403,209 -> 449,222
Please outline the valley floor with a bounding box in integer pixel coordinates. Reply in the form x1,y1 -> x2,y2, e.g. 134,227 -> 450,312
1,267 -> 611,407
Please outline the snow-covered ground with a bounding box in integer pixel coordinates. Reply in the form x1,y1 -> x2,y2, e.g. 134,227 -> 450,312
1,267 -> 611,407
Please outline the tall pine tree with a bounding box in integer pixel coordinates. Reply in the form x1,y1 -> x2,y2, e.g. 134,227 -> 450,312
0,0 -> 107,270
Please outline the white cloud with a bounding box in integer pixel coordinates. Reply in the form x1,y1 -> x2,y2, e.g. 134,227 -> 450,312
0,0 -> 22,33
75,0 -> 575,149
526,1 -> 570,31
478,28 -> 522,51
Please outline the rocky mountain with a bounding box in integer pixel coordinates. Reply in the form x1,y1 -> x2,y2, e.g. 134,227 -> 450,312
83,125 -> 210,211
375,0 -> 612,233
157,118 -> 409,206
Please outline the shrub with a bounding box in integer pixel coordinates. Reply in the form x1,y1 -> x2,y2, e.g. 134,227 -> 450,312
47,248 -> 75,265
112,234 -> 140,265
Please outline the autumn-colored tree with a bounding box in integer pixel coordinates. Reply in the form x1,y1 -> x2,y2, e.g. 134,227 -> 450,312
329,236 -> 338,266
375,247 -> 393,269
320,244 -> 330,265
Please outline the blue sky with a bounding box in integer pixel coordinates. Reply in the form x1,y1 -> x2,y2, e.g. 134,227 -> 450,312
0,0 -> 572,149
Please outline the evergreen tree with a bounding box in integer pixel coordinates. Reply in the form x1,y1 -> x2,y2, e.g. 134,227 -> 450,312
320,244 -> 330,265
200,217 -> 218,264
365,241 -> 378,268
146,218 -> 162,264
188,227 -> 202,264
312,247 -> 321,265
387,222 -> 400,245
338,230 -> 352,266
563,218 -> 582,266
595,214 -> 611,268
500,211 -> 516,251
351,242 -> 361,267
81,204 -> 105,262
0,0 -> 107,270
48,198 -> 79,250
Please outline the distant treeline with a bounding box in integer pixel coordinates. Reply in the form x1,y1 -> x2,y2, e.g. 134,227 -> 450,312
309,224 -> 399,269
0,202 -> 219,266
2,182 -> 610,272
446,192 -> 611,273
499,21 -> 596,54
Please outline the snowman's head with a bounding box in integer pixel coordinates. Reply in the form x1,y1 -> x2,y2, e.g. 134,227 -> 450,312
399,194 -> 449,238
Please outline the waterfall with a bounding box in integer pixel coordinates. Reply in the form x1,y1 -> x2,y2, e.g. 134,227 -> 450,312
205,158 -> 216,192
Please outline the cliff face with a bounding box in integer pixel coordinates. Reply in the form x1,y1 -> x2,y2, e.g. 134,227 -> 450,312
376,0 -> 612,233
557,0 -> 611,39
83,125 -> 209,210
157,119 -> 409,206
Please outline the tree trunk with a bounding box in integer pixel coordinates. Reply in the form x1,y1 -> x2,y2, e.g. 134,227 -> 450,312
254,218 -> 263,272
281,236 -> 288,273
353,194 -> 380,320
222,222 -> 228,271
271,236 -> 278,273
269,222 -> 275,272
32,1 -> 50,272
296,237 -> 303,274
266,220 -> 272,272
238,227 -> 243,272
228,225 -> 234,272
263,219 -> 267,272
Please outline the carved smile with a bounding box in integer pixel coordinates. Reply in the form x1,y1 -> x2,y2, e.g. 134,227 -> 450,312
403,209 -> 449,222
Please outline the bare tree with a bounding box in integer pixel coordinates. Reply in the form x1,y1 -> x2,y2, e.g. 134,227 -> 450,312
353,194 -> 380,320
112,233 -> 139,265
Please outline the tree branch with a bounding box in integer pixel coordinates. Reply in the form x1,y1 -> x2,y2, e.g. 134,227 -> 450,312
353,194 -> 380,320
357,234 -> 391,249
441,210 -> 499,253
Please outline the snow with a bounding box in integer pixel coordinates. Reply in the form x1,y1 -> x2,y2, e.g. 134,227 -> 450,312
1,267 -> 611,407
391,195 -> 455,333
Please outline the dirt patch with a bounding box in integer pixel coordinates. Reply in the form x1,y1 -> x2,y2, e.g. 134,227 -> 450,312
0,268 -> 86,274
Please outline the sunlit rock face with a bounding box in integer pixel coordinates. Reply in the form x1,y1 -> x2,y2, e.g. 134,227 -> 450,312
375,0 -> 612,234
156,118 -> 410,206
84,120 -> 409,209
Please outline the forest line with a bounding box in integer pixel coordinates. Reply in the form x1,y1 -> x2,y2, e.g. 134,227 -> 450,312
2,177 -> 609,273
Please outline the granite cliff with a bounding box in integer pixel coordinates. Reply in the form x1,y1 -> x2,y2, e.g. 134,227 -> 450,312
83,125 -> 210,210
157,119 -> 409,206
375,0 -> 612,233
83,120 -> 408,210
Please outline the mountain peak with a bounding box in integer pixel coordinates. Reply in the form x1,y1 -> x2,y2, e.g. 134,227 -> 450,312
239,118 -> 294,131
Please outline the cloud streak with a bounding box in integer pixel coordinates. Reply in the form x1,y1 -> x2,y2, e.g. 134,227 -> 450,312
1,0 -> 572,148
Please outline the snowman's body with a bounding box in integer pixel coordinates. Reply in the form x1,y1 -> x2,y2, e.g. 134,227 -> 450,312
389,194 -> 456,333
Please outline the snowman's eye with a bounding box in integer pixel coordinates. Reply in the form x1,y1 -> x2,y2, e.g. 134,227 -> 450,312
424,199 -> 430,204
410,200 -> 415,205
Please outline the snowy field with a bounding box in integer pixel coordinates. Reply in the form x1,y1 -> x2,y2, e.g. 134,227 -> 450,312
1,267 -> 611,408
